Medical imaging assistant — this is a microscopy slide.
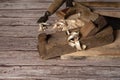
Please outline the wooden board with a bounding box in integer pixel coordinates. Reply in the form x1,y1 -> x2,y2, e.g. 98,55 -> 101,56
0,17 -> 55,26
0,50 -> 120,66
95,10 -> 120,18
0,26 -> 39,37
0,50 -> 120,79
0,0 -> 120,79
0,1 -> 119,18
0,65 -> 120,79
61,30 -> 120,59
0,0 -> 120,3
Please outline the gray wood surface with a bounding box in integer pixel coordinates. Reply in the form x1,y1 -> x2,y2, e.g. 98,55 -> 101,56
0,0 -> 120,79
0,26 -> 39,37
0,65 -> 120,79
0,0 -> 120,3
0,50 -> 120,66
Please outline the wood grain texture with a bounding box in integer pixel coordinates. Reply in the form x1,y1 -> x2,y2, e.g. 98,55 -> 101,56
95,10 -> 120,18
0,2 -> 119,19
0,0 -> 120,3
0,50 -> 120,66
0,26 -> 39,37
0,9 -> 119,19
0,0 -> 52,3
0,0 -> 120,79
0,17 -> 55,26
0,37 -> 37,51
0,2 -> 119,10
0,66 -> 120,79
0,3 -> 50,9
0,10 -> 46,18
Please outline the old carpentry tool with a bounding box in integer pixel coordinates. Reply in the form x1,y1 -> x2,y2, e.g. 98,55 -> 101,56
37,4 -> 114,59
38,18 -> 86,59
37,18 -> 114,59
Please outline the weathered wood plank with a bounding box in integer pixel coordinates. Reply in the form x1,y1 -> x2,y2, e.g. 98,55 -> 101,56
0,3 -> 120,10
0,9 -> 119,18
0,78 -> 119,80
0,0 -> 52,3
0,9 -> 57,18
0,37 -> 37,51
0,5 -> 119,18
0,10 -> 46,18
0,0 -> 120,3
0,18 -> 55,26
0,18 -> 37,26
0,51 -> 120,66
84,0 -> 120,2
95,10 -> 120,18
0,26 -> 39,37
0,77 -> 119,80
0,3 -> 50,10
0,0 -> 119,79
82,2 -> 120,7
0,66 -> 120,79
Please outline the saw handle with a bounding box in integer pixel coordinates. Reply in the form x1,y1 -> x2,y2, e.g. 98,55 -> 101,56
37,11 -> 51,23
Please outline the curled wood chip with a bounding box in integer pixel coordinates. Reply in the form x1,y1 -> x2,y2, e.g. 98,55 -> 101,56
67,31 -> 87,51
52,19 -> 85,31
38,23 -> 50,31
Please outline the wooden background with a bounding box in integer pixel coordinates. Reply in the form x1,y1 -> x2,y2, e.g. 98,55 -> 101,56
0,0 -> 120,79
